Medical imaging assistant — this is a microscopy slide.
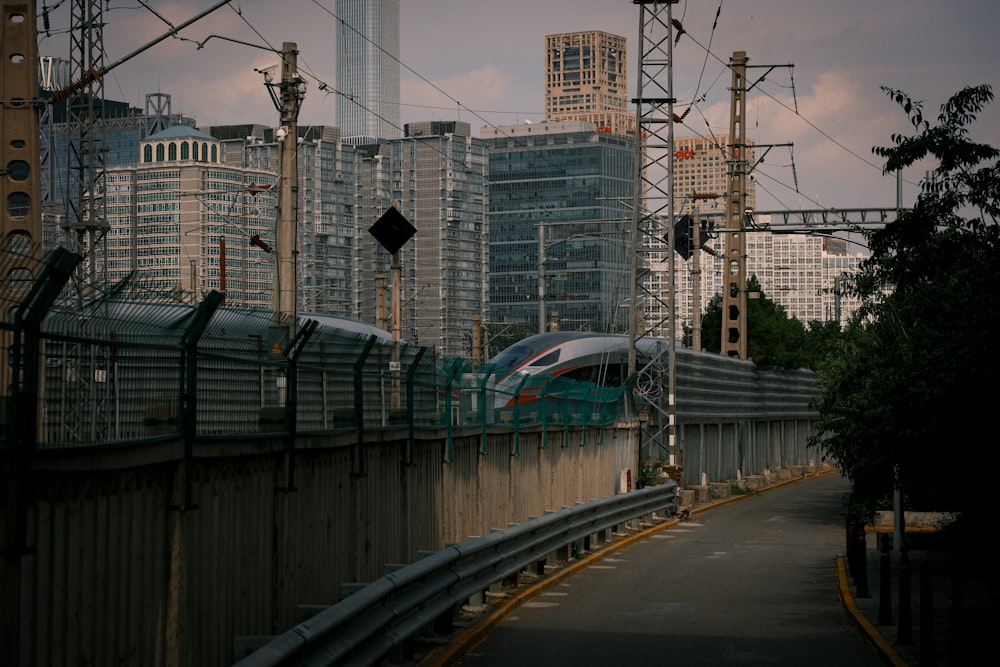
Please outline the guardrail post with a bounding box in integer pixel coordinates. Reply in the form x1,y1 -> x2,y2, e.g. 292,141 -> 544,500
950,572 -> 964,665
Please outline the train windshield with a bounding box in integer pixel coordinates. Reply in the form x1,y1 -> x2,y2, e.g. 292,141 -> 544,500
488,332 -> 582,370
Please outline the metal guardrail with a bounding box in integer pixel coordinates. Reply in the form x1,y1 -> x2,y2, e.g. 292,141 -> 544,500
232,480 -> 680,667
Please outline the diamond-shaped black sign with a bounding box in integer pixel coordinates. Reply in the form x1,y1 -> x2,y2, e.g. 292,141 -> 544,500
369,207 -> 416,254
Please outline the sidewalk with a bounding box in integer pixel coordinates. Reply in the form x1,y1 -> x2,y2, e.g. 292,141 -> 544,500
838,517 -> 995,666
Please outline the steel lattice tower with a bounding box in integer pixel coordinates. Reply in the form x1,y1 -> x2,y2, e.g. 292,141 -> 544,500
629,1 -> 680,465
63,0 -> 109,297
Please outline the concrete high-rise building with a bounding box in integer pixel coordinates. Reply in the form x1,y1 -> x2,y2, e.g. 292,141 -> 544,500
545,30 -> 635,136
483,121 -> 637,335
38,84 -> 199,240
336,0 -> 401,144
752,232 -> 865,328
206,124 -> 370,318
659,133 -> 757,339
394,121 -> 489,356
101,125 -> 277,305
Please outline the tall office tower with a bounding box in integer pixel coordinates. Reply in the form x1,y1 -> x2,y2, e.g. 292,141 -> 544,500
393,122 -> 489,358
101,126 -> 277,305
336,0 -> 402,144
483,121 -> 637,335
545,31 -> 635,136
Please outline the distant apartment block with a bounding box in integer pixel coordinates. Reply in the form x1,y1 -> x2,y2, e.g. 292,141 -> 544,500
665,134 -> 865,343
394,121 -> 489,356
101,125 -> 277,305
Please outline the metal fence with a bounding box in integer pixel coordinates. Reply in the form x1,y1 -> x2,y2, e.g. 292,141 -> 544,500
1,248 -> 629,451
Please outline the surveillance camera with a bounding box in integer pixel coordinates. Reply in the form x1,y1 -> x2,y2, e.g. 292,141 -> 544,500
276,126 -> 288,140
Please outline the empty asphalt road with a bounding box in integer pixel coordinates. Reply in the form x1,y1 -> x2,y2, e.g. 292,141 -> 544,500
454,472 -> 885,666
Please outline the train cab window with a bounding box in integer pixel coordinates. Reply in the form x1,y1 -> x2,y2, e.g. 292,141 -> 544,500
562,363 -> 627,385
530,350 -> 561,367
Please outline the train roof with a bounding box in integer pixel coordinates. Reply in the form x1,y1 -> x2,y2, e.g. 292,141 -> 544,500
41,298 -> 392,343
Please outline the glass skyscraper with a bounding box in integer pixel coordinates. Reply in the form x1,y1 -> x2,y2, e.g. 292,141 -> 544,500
483,121 -> 637,335
336,0 -> 401,144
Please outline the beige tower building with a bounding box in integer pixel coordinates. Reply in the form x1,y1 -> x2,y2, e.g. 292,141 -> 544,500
545,31 -> 635,136
101,125 -> 278,306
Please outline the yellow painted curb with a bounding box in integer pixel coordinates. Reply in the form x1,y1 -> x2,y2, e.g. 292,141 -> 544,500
836,554 -> 909,666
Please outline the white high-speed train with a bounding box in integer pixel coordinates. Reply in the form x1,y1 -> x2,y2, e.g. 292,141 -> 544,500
486,331 -> 672,407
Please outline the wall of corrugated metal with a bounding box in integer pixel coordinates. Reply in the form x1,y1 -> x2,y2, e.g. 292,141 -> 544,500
3,425 -> 630,666
3,414 -> 815,666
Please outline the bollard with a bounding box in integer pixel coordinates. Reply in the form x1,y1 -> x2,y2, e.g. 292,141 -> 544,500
878,533 -> 893,625
950,572 -> 964,665
920,568 -> 936,666
897,548 -> 913,645
846,514 -> 859,578
853,521 -> 869,598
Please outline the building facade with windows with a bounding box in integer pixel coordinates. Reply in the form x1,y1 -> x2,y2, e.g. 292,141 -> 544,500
483,120 -> 636,335
206,124 -> 373,319
545,30 -> 635,136
390,121 -> 489,356
668,134 -> 866,344
102,125 -> 278,305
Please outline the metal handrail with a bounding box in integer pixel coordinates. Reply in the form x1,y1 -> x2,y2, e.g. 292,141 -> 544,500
233,481 -> 680,666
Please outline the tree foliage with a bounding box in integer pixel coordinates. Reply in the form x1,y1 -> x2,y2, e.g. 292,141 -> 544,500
695,275 -> 824,370
813,85 -> 1000,526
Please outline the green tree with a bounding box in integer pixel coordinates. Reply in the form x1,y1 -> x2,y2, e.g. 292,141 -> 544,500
813,85 -> 1000,527
695,276 -> 811,369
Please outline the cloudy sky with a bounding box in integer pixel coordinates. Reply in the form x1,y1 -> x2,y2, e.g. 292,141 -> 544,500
39,0 -> 999,212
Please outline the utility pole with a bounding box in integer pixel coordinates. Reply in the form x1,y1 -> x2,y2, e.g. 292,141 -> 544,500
722,51 -> 749,359
273,42 -> 305,327
0,0 -> 43,263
